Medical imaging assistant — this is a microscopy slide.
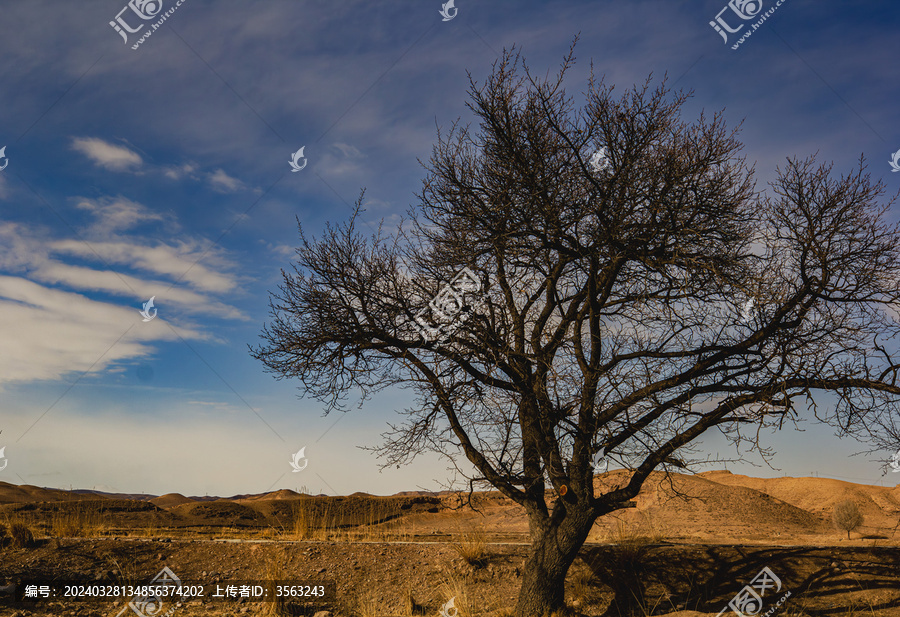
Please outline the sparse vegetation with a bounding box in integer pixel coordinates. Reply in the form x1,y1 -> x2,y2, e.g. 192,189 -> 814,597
353,588 -> 382,617
438,577 -> 472,617
403,586 -> 428,616
261,550 -> 290,617
833,500 -> 864,540
451,526 -> 488,568
9,521 -> 35,548
50,502 -> 105,538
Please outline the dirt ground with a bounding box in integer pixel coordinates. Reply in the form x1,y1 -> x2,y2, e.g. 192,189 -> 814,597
1,538 -> 900,616
1,471 -> 899,616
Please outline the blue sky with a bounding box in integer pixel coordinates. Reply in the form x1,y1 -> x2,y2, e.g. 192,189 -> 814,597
0,0 -> 898,497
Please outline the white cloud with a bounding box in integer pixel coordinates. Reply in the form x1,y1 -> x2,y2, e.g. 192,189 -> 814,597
71,137 -> 143,171
0,275 -> 205,387
50,239 -> 237,293
0,208 -> 247,388
31,262 -> 248,320
208,168 -> 245,193
74,196 -> 165,234
163,163 -> 198,180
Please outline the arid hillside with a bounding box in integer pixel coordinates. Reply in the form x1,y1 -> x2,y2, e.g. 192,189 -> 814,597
1,471 -> 898,544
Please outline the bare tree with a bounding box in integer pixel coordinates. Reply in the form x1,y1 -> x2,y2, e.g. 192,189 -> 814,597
251,43 -> 900,617
833,499 -> 864,540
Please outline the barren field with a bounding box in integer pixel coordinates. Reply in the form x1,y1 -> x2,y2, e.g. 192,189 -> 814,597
1,471 -> 899,616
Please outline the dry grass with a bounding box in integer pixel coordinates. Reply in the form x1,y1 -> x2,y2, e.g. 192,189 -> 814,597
8,521 -> 35,548
438,576 -> 473,617
353,588 -> 382,617
568,561 -> 595,607
50,503 -> 105,538
451,526 -> 488,568
402,586 -> 428,616
259,550 -> 290,617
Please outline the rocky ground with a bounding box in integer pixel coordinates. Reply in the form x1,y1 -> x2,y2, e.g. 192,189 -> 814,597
1,538 -> 900,616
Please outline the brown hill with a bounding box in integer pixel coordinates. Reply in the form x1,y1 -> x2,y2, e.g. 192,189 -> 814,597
171,499 -> 268,526
149,493 -> 195,509
0,481 -> 102,504
585,470 -> 824,541
240,489 -> 303,501
698,470 -> 900,530
1,472 -> 898,544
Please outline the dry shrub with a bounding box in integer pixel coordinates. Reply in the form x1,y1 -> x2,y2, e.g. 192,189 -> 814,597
354,588 -> 381,617
833,499 -> 863,540
9,522 -> 35,548
451,527 -> 488,568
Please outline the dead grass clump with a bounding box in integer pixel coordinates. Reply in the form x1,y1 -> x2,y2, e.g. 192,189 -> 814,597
438,577 -> 472,617
403,587 -> 428,616
9,522 -> 35,548
568,562 -> 596,608
261,551 -> 290,617
354,589 -> 381,617
451,527 -> 488,568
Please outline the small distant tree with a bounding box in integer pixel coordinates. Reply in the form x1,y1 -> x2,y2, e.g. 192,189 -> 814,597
833,500 -> 863,539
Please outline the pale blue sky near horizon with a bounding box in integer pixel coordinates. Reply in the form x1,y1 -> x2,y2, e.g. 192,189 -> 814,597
0,0 -> 899,498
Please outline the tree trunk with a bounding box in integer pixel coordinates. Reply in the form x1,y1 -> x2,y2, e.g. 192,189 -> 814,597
515,508 -> 595,617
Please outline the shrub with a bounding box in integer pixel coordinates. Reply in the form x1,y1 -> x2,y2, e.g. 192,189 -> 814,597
833,499 -> 863,540
451,528 -> 488,568
9,522 -> 35,548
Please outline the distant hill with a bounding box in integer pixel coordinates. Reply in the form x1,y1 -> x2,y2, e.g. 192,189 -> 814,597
2,472 -> 898,544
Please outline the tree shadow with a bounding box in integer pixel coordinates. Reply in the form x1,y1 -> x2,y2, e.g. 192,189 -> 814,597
580,544 -> 900,617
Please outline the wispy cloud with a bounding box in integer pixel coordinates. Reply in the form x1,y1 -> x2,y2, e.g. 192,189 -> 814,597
163,163 -> 198,180
74,196 -> 165,234
208,168 -> 245,193
0,274 -> 200,387
70,137 -> 143,171
0,199 -> 246,388
50,239 -> 237,293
